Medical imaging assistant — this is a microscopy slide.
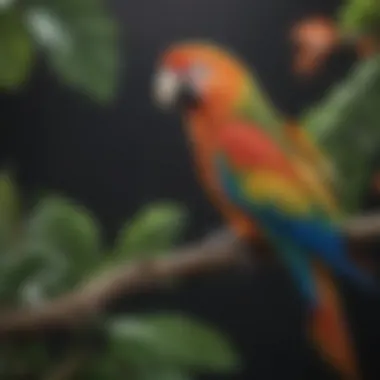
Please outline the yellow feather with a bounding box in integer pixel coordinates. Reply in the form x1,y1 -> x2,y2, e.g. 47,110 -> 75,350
242,170 -> 313,215
289,155 -> 341,219
284,122 -> 340,218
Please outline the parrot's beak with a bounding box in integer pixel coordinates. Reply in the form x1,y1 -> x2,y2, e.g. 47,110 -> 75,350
177,82 -> 201,111
152,68 -> 201,112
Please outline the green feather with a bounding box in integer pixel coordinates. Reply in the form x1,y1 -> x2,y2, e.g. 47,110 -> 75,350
235,75 -> 283,132
234,74 -> 298,156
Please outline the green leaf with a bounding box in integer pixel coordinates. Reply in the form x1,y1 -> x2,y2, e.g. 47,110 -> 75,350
24,0 -> 120,102
114,202 -> 187,260
25,196 -> 102,284
0,8 -> 34,89
0,242 -> 68,305
338,0 -> 380,37
303,55 -> 380,213
142,369 -> 192,380
107,313 -> 240,374
0,172 -> 19,252
128,367 -> 193,380
0,0 -> 16,11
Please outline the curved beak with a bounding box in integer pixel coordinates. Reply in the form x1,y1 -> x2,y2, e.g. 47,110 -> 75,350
152,69 -> 201,112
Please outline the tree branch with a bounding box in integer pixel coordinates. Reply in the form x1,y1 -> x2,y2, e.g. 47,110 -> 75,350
0,212 -> 379,336
0,228 -> 245,335
344,212 -> 380,240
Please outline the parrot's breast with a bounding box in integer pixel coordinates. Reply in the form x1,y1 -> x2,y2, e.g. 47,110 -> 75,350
186,115 -> 257,238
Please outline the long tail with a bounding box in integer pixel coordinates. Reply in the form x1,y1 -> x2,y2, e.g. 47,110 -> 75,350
252,224 -> 364,379
309,261 -> 361,380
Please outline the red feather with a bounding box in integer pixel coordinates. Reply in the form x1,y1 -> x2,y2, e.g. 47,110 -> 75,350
218,121 -> 297,179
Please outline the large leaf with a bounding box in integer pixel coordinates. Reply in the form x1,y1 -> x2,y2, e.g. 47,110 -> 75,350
303,55 -> 380,213
114,202 -> 187,260
135,369 -> 192,380
338,0 -> 380,37
0,8 -> 34,89
24,196 -> 102,284
0,242 -> 68,305
0,0 -> 16,11
107,313 -> 240,373
24,0 -> 120,102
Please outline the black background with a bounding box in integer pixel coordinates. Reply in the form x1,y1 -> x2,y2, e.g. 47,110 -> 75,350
1,0 -> 380,379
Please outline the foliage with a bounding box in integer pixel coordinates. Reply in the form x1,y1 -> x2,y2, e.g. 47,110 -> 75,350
114,202 -> 187,260
0,0 -> 120,102
0,175 -> 241,380
102,314 -> 240,379
303,55 -> 380,214
302,0 -> 380,214
338,0 -> 380,37
0,2 -> 240,378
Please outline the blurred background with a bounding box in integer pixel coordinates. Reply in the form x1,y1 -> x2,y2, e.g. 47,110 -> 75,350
1,0 -> 380,379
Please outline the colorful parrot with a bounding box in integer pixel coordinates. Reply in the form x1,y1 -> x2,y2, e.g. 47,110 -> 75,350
152,42 -> 378,379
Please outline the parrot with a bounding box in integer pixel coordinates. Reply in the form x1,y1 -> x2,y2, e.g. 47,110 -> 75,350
152,42 -> 337,240
152,41 -> 378,379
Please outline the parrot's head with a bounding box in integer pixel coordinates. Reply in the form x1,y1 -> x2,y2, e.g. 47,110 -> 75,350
152,42 -> 252,120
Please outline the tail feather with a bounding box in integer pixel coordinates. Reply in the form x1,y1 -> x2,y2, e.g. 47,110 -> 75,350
309,261 -> 361,380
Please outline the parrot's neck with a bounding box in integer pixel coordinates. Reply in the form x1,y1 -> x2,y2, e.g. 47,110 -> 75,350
237,77 -> 284,131
185,110 -> 219,153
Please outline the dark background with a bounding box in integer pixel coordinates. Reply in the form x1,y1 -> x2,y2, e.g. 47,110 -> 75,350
1,0 -> 380,379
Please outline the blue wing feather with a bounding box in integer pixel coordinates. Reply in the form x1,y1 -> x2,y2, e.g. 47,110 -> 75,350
215,154 -> 376,293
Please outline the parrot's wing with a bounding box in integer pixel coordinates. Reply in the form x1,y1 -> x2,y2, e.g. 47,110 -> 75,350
284,120 -> 337,194
215,120 -> 337,220
236,77 -> 337,203
215,121 -> 363,379
214,120 -> 375,289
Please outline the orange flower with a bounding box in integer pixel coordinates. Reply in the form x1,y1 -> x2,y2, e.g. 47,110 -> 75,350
290,16 -> 340,76
290,16 -> 379,77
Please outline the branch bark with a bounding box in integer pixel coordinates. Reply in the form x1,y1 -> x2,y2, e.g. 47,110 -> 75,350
0,212 -> 379,336
344,212 -> 380,240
